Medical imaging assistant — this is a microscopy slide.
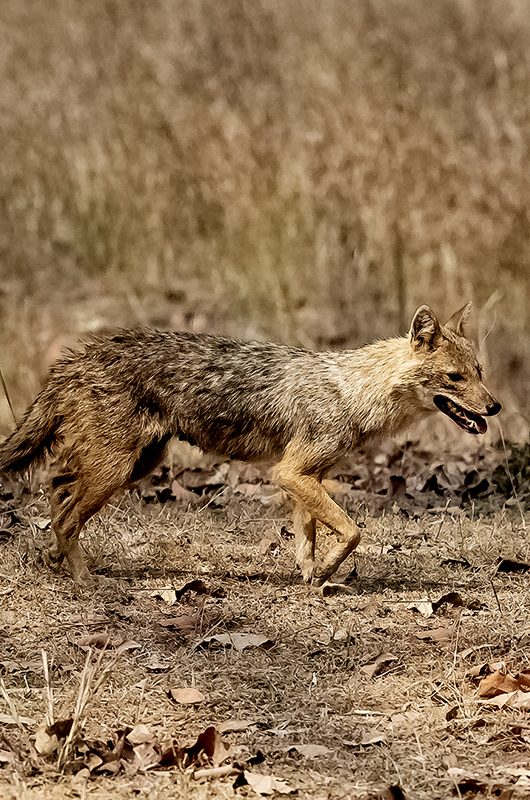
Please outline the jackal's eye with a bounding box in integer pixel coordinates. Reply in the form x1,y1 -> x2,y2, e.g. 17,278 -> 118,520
447,372 -> 464,382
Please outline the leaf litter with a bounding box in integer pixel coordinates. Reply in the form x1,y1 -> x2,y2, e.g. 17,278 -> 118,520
1,436 -> 529,798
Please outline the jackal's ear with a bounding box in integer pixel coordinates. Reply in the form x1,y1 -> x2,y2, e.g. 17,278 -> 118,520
409,305 -> 442,351
445,301 -> 472,336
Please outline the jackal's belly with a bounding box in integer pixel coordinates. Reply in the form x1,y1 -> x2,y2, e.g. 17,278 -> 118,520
176,416 -> 286,462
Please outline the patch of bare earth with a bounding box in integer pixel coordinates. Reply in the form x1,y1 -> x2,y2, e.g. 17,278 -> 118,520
0,452 -> 529,799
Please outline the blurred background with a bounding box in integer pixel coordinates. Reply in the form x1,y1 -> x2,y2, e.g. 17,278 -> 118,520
0,0 -> 528,441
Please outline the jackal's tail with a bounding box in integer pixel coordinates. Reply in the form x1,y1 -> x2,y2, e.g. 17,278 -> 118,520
0,388 -> 60,473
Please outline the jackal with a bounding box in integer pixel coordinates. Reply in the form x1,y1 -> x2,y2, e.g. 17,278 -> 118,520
0,303 -> 501,585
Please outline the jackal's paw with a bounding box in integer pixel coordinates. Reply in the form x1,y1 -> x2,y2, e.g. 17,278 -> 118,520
312,568 -> 358,596
317,580 -> 357,596
298,561 -> 315,584
44,546 -> 64,572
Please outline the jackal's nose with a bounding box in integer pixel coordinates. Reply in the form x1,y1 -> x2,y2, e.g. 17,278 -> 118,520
486,401 -> 502,416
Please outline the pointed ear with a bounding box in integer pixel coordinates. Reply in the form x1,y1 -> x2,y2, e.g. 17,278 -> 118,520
445,301 -> 472,336
409,305 -> 442,350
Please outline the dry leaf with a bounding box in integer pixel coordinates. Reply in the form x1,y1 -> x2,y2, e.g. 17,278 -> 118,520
322,478 -> 353,497
285,743 -> 331,758
168,687 -> 206,705
33,516 -> 51,530
161,726 -> 232,769
144,656 -> 172,672
116,640 -> 142,653
408,591 -> 464,618
218,719 -> 256,733
243,771 -> 296,795
496,558 -> 530,574
234,484 -> 285,506
414,627 -> 451,643
75,633 -> 112,650
343,731 -> 386,748
170,480 -> 200,503
132,741 -> 161,771
478,669 -> 521,698
34,718 -> 74,757
151,580 -> 223,606
360,652 -> 398,679
0,713 -> 34,726
126,725 -> 153,745
259,531 -> 280,556
0,750 -> 15,765
198,633 -> 274,652
157,613 -> 198,632
481,689 -> 530,710
150,588 -> 177,605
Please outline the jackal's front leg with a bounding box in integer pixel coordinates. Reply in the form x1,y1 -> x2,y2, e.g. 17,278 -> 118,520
273,458 -> 361,585
292,503 -> 316,582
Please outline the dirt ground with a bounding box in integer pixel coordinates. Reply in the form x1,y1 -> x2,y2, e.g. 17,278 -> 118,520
1,445 -> 529,800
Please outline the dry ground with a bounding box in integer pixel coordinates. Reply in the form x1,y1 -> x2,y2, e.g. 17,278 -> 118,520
1,453 -> 529,800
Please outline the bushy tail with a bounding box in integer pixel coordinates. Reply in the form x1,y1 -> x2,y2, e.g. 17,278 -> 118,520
0,388 -> 60,473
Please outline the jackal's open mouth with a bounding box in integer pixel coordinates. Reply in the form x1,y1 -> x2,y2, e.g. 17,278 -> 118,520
433,395 -> 488,435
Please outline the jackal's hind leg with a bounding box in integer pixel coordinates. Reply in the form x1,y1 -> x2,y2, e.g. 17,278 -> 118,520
50,461 -> 131,583
292,503 -> 316,582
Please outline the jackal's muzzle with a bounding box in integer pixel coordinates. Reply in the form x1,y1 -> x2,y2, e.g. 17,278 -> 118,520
433,394 -> 495,435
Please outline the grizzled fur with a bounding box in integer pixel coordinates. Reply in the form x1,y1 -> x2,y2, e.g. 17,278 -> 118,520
0,304 -> 501,586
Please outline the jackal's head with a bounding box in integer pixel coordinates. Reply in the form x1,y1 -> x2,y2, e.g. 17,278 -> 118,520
408,303 -> 501,435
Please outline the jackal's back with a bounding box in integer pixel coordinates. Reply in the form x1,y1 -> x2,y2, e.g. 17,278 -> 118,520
51,328 -> 343,461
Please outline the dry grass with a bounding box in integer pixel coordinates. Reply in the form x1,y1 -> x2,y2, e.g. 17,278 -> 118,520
0,482 -> 529,798
0,0 -> 528,439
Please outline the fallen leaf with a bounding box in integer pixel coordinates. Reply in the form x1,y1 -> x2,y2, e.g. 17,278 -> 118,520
285,743 -> 331,758
243,771 -> 296,795
415,627 -> 451,643
0,713 -> 35,726
144,656 -> 172,672
116,640 -> 142,654
441,557 -> 471,569
360,652 -> 398,679
235,484 -> 286,506
151,587 -> 177,605
170,480 -> 200,503
126,725 -> 153,745
75,633 -> 112,650
496,558 -> 530,574
218,719 -> 256,733
343,731 -> 387,747
157,613 -> 198,632
34,724 -> 59,756
33,516 -> 51,530
408,591 -> 464,617
322,478 -> 353,498
161,726 -> 232,769
151,580 -> 224,606
478,669 -> 521,698
259,531 -> 280,556
168,687 -> 206,705
177,468 -> 225,489
198,633 -> 274,652
132,740 -> 161,771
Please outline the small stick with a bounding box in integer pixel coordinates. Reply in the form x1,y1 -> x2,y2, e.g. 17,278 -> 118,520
489,577 -> 502,614
41,650 -> 54,727
193,765 -> 241,780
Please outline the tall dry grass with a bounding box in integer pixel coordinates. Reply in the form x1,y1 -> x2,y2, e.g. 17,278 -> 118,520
0,0 -> 528,438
